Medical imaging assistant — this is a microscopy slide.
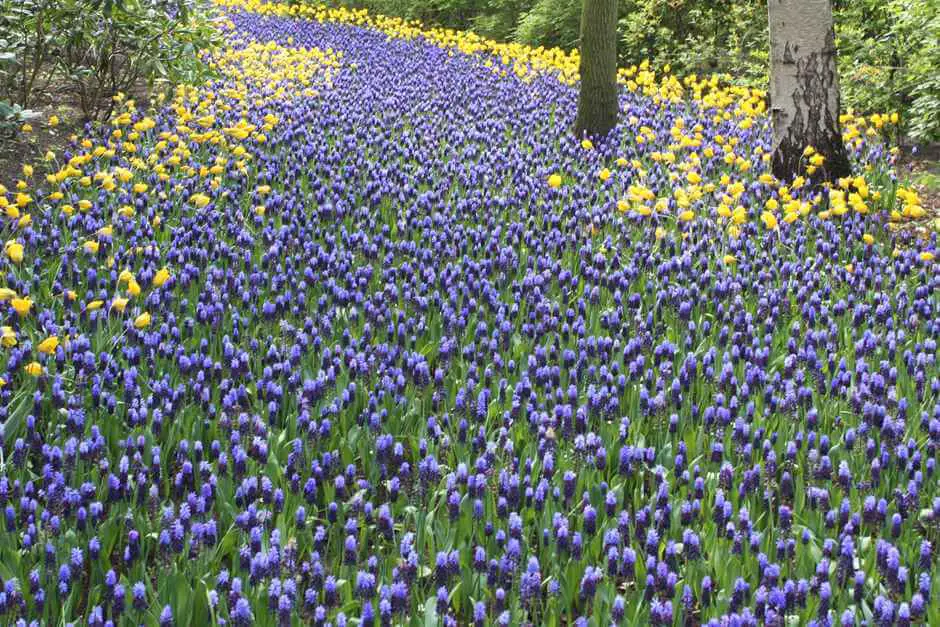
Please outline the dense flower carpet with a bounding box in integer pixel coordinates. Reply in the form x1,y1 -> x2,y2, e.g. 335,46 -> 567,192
0,0 -> 937,624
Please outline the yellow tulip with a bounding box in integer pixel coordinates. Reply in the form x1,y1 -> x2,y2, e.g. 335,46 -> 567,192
1,327 -> 16,348
153,267 -> 171,287
862,234 -> 874,245
547,174 -> 562,189
189,193 -> 211,208
6,241 -> 24,263
134,311 -> 152,329
11,297 -> 32,317
111,297 -> 129,313
760,211 -> 778,230
24,361 -> 42,376
37,335 -> 59,355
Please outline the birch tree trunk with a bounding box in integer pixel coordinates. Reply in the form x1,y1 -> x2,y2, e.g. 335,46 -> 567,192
575,0 -> 618,138
768,0 -> 851,182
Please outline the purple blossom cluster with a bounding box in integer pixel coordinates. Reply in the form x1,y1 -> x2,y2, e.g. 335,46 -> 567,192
0,2 -> 937,626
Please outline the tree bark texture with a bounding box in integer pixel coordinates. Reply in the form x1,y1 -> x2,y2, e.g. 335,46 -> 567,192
575,0 -> 618,138
768,0 -> 851,183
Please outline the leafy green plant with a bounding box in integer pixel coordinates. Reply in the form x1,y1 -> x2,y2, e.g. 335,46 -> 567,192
0,99 -> 40,138
0,0 -> 218,126
0,0 -> 58,107
53,0 -> 219,121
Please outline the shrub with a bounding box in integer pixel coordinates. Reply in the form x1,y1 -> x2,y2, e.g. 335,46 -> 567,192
0,0 -> 219,122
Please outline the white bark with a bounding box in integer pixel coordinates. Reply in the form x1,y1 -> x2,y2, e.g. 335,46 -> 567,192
768,0 -> 850,181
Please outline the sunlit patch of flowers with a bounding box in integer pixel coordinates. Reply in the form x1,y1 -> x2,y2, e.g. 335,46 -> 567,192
0,0 -> 936,625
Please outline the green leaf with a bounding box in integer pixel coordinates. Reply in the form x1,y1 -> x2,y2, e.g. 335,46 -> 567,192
423,596 -> 439,627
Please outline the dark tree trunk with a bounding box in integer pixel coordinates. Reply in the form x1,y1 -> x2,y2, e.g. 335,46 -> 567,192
768,0 -> 851,183
575,0 -> 618,138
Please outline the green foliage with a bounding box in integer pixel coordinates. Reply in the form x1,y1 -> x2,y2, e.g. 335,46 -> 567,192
0,46 -> 41,137
0,0 -> 218,122
0,99 -> 40,138
52,0 -> 219,120
0,0 -> 58,107
617,0 -> 768,84
322,0 -> 940,144
515,0 -> 580,50
834,0 -> 940,144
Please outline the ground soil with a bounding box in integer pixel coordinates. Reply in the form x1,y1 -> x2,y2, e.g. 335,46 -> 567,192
0,103 -> 84,190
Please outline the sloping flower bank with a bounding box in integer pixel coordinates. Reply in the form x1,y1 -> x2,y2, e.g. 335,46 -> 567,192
0,1 -> 936,625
